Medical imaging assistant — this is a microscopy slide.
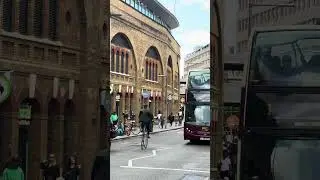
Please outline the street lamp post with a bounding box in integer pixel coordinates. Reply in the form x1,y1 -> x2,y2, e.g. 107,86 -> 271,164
212,0 -> 224,179
248,2 -> 295,37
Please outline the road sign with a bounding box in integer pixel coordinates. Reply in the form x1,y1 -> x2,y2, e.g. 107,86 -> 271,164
226,115 -> 240,129
115,94 -> 120,101
18,105 -> 32,126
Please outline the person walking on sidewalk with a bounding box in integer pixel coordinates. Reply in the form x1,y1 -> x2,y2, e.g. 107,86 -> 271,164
178,110 -> 183,125
2,155 -> 24,180
218,150 -> 232,180
62,156 -> 80,180
168,112 -> 175,127
139,106 -> 153,138
156,111 -> 163,128
40,153 -> 60,180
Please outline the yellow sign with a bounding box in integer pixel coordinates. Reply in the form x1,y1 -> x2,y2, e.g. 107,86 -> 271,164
226,115 -> 240,129
202,127 -> 209,131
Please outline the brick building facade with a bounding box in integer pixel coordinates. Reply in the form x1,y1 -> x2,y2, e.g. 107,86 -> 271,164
111,0 -> 181,118
0,0 -> 180,179
0,0 -> 107,179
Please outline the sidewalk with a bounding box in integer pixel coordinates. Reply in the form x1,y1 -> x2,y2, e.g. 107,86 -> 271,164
112,122 -> 184,141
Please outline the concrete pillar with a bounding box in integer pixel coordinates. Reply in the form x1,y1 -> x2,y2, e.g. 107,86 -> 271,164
28,112 -> 46,180
13,0 -> 19,32
111,92 -> 116,112
120,91 -> 125,121
128,92 -> 132,112
28,0 -> 34,35
133,88 -> 140,124
43,0 -> 49,38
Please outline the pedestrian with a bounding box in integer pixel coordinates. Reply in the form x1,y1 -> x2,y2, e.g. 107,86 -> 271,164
156,111 -> 163,128
40,153 -> 60,180
63,156 -> 80,180
2,155 -> 24,180
218,150 -> 232,180
178,110 -> 183,125
110,112 -> 119,126
168,112 -> 174,127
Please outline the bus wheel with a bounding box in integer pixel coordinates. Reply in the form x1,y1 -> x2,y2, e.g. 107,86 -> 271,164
190,140 -> 198,144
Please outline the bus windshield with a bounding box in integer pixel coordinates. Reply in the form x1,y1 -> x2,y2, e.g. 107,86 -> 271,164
272,139 -> 320,180
249,30 -> 320,86
188,70 -> 210,89
185,105 -> 210,125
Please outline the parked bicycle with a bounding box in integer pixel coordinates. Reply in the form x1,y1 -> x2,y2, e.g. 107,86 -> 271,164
125,120 -> 140,136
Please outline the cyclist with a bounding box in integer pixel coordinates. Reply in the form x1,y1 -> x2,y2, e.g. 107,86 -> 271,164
139,106 -> 153,138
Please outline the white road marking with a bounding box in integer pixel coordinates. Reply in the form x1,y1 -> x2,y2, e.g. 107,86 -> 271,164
127,147 -> 172,167
120,165 -> 210,173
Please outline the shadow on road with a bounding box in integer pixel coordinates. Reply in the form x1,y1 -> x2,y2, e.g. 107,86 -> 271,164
185,141 -> 210,146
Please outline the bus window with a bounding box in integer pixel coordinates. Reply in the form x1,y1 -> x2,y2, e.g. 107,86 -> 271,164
271,139 -> 320,180
185,105 -> 210,125
249,30 -> 320,86
188,70 -> 210,89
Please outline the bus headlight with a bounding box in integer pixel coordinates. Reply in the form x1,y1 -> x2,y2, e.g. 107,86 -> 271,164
185,128 -> 192,133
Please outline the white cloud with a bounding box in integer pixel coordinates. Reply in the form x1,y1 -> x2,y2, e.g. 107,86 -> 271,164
180,0 -> 210,11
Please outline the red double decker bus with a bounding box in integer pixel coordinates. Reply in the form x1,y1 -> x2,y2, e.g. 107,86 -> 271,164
184,69 -> 210,142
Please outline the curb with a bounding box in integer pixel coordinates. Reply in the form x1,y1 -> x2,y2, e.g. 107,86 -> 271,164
111,126 -> 184,141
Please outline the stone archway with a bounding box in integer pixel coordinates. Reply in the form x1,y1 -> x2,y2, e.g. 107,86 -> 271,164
167,56 -> 173,86
18,98 -> 41,180
167,56 -> 173,114
144,46 -> 163,80
111,33 -> 137,77
143,46 -> 163,114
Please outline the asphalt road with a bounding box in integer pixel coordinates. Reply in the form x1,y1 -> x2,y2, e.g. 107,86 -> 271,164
110,128 -> 210,180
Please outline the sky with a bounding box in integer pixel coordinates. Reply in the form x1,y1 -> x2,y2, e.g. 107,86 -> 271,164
158,0 -> 210,77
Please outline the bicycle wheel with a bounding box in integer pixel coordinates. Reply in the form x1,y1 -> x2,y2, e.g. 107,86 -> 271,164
141,127 -> 148,150
125,126 -> 131,136
131,125 -> 140,135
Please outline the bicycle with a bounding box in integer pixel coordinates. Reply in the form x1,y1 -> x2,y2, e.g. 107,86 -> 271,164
125,120 -> 141,136
140,124 -> 148,150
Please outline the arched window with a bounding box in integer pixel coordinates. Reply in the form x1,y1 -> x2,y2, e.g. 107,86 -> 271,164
121,51 -> 125,73
149,62 -> 152,80
125,53 -> 129,74
116,51 -> 120,72
33,0 -> 43,37
151,63 -> 154,81
153,63 -> 157,81
2,0 -> 13,32
111,49 -> 115,71
19,0 -> 29,34
135,0 -> 139,10
155,64 -> 158,81
145,61 -> 148,79
130,0 -> 135,7
49,0 -> 58,40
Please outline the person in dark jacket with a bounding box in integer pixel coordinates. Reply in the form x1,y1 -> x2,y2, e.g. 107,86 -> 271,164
139,106 -> 153,138
63,156 -> 80,180
40,153 -> 60,180
168,112 -> 174,126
